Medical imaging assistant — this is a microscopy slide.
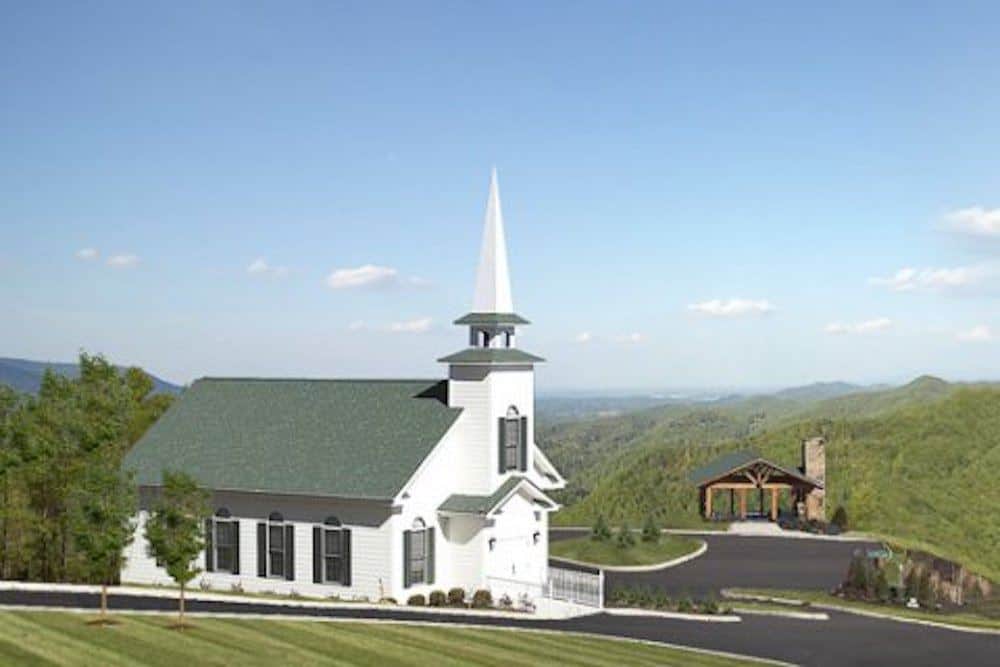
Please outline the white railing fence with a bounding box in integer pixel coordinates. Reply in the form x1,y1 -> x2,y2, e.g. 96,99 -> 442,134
545,566 -> 604,608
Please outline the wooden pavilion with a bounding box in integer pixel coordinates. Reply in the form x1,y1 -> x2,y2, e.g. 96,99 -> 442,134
689,450 -> 825,521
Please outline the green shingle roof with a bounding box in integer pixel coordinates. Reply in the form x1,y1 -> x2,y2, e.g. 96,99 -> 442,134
438,476 -> 552,515
437,348 -> 545,365
124,378 -> 462,500
454,312 -> 531,326
689,449 -> 822,488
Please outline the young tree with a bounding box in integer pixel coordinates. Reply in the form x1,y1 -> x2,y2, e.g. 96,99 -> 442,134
591,515 -> 611,542
145,471 -> 209,627
68,462 -> 136,624
874,566 -> 890,602
917,568 -> 936,609
830,506 -> 849,532
616,521 -> 635,549
641,514 -> 660,543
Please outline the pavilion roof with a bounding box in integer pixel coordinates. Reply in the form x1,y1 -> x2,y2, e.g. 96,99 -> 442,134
689,449 -> 823,488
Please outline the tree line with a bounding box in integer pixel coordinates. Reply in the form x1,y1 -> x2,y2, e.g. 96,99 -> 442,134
0,353 -> 174,583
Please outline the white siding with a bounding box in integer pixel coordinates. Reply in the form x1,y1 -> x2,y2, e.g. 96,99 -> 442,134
121,491 -> 394,602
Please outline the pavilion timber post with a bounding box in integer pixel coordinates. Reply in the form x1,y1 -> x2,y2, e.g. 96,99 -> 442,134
770,487 -> 778,521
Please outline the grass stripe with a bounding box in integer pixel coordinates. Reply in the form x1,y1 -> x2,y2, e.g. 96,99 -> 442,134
0,611 -> 769,667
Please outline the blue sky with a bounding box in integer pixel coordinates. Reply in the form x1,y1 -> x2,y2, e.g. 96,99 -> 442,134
3,2 -> 1000,391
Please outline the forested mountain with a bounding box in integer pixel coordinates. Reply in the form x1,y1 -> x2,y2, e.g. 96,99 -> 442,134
545,377 -> 1000,581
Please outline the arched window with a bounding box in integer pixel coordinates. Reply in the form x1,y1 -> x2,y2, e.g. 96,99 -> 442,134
404,517 -> 433,587
503,407 -> 521,471
318,516 -> 348,585
205,508 -> 239,575
266,511 -> 287,578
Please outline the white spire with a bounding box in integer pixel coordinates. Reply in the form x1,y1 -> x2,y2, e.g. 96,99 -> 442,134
472,168 -> 514,313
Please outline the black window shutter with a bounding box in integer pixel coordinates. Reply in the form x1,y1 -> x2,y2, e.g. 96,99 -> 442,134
426,528 -> 435,585
519,417 -> 529,472
341,529 -> 352,587
204,519 -> 214,572
232,522 -> 240,575
312,526 -> 322,584
285,524 -> 295,581
402,530 -> 411,588
497,417 -> 506,473
257,523 -> 267,577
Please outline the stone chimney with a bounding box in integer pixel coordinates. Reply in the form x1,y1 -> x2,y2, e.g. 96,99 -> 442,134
802,436 -> 826,521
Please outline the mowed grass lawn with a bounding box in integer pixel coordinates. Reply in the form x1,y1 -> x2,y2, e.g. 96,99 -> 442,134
550,534 -> 702,567
0,611 -> 765,667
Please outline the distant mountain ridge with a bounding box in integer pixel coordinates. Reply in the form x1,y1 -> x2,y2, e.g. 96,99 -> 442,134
0,357 -> 181,395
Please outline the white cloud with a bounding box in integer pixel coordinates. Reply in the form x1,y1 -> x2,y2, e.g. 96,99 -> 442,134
956,325 -> 994,343
688,299 -> 775,317
389,317 -> 432,333
106,254 -> 139,268
75,247 -> 99,261
574,332 -> 593,344
825,317 -> 892,335
247,257 -> 289,278
945,207 -> 1000,238
325,264 -> 399,290
348,320 -> 366,331
870,265 -> 987,292
615,332 -> 644,344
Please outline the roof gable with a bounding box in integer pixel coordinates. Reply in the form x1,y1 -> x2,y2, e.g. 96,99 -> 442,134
438,476 -> 556,515
124,378 -> 462,500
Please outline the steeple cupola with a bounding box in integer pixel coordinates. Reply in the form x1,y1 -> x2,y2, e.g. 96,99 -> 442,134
438,170 -> 543,367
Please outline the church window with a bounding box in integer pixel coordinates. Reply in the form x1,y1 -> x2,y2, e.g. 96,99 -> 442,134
403,518 -> 435,587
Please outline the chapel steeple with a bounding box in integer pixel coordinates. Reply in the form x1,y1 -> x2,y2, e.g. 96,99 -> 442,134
438,170 -> 543,366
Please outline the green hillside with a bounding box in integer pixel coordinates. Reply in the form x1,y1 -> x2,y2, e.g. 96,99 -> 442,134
543,376 -> 953,506
548,381 -> 1000,581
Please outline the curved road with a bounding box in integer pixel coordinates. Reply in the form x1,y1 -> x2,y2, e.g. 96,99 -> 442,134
550,528 -> 880,597
1,588 -> 997,666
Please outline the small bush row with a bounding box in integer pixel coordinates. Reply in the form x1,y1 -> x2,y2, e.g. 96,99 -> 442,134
609,586 -> 731,615
405,588 -> 493,608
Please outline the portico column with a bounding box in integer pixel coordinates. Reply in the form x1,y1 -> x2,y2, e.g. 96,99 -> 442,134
704,486 -> 713,519
770,487 -> 778,521
739,489 -> 747,519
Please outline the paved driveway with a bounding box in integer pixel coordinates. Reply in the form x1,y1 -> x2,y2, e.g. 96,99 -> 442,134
1,589 -> 998,667
550,529 -> 879,597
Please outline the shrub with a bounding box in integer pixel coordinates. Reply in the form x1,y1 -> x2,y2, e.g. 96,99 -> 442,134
677,597 -> 694,613
498,593 -> 513,609
230,581 -> 244,594
471,589 -> 492,608
874,568 -> 890,602
428,590 -> 446,607
904,566 -> 920,600
447,587 -> 465,607
831,506 -> 849,532
406,594 -> 426,606
616,521 -> 636,549
917,569 -> 936,608
591,515 -> 611,541
702,598 -> 720,615
641,514 -> 660,543
379,597 -> 398,605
